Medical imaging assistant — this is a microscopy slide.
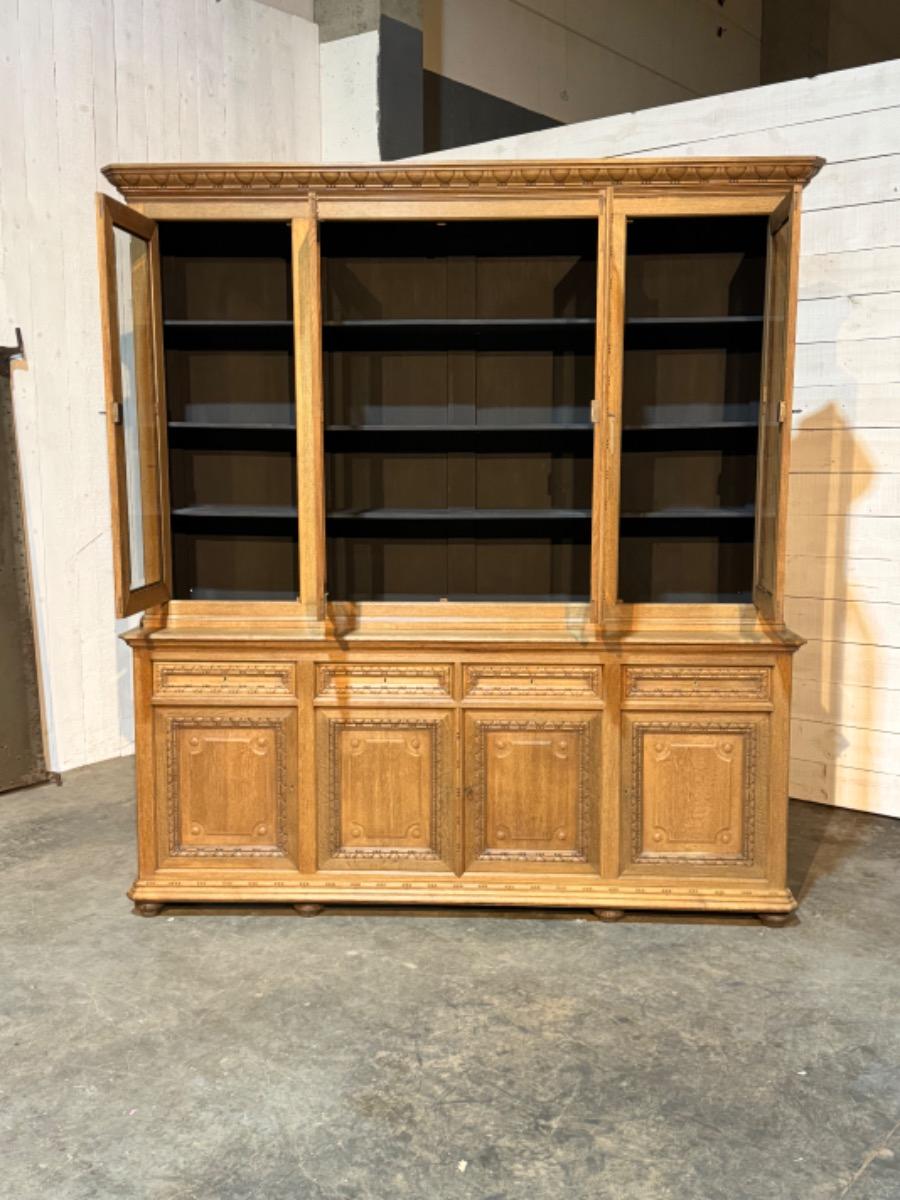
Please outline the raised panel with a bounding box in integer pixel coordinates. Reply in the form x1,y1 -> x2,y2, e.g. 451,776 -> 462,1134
465,711 -> 599,869
154,660 -> 296,698
156,707 -> 297,862
623,666 -> 770,705
314,663 -> 453,703
317,710 -> 455,870
624,715 -> 764,867
463,663 -> 602,703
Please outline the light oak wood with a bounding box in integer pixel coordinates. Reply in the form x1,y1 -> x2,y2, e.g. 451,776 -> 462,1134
97,158 -> 817,918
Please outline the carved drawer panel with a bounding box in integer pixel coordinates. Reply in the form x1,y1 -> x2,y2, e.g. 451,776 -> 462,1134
315,663 -> 453,703
623,714 -> 766,868
153,661 -> 296,699
623,666 -> 771,705
464,710 -> 599,870
316,709 -> 455,871
155,707 -> 298,863
463,663 -> 602,702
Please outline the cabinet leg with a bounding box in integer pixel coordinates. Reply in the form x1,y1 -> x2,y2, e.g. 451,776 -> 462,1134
294,903 -> 324,918
758,911 -> 793,927
594,908 -> 626,923
133,901 -> 163,918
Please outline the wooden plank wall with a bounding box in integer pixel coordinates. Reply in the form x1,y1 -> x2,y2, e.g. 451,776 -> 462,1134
418,59 -> 900,818
0,0 -> 320,771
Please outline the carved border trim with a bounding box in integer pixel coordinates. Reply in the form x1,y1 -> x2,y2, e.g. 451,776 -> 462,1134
103,157 -> 823,200
463,664 -> 601,700
315,663 -> 453,700
166,713 -> 289,858
470,716 -> 595,864
155,662 -> 295,697
325,715 -> 448,865
624,666 -> 770,701
628,719 -> 758,867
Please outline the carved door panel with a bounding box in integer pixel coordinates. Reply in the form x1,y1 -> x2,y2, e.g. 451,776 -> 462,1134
463,711 -> 600,872
622,713 -> 767,873
154,707 -> 298,867
316,709 -> 456,871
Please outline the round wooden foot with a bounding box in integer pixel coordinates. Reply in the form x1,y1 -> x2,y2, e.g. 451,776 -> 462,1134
294,903 -> 324,917
133,901 -> 163,917
594,908 -> 626,923
758,911 -> 792,927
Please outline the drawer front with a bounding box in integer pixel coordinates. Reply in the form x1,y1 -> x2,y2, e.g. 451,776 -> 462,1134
463,663 -> 602,702
153,661 -> 296,699
315,663 -> 453,702
623,666 -> 770,705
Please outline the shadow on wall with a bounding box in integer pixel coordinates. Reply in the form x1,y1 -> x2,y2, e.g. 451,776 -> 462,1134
786,397 -> 875,897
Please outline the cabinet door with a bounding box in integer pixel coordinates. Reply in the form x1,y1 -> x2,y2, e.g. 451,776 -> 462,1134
622,713 -> 766,871
316,709 -> 456,871
97,195 -> 170,616
464,711 -> 599,871
754,190 -> 801,623
155,706 -> 298,866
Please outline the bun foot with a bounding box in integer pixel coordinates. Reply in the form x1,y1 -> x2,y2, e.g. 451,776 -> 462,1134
758,911 -> 793,927
594,908 -> 626,923
134,901 -> 163,917
294,903 -> 324,917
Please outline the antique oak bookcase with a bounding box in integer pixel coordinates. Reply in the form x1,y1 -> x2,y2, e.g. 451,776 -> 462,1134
97,157 -> 821,921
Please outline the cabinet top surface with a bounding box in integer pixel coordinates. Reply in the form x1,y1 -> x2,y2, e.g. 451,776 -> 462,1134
102,157 -> 824,200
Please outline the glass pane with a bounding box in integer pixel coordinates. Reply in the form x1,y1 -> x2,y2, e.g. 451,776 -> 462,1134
113,226 -> 162,591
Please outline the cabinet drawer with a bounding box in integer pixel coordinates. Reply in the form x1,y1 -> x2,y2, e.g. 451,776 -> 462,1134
463,663 -> 602,702
623,666 -> 771,704
153,661 -> 296,699
315,663 -> 453,702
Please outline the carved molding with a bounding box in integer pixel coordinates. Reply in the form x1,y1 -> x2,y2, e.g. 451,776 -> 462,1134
155,661 -> 295,697
103,157 -> 823,200
624,666 -> 770,702
166,713 -> 289,858
463,664 -> 601,700
469,716 -> 596,864
315,663 -> 452,700
324,715 -> 449,865
628,719 -> 758,867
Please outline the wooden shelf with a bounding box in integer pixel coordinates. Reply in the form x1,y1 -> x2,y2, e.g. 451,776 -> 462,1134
327,507 -> 591,522
172,504 -> 298,520
622,421 -> 757,433
164,320 -> 293,328
324,318 -> 595,329
169,421 -> 296,432
325,423 -> 592,433
624,316 -> 763,326
621,506 -> 755,520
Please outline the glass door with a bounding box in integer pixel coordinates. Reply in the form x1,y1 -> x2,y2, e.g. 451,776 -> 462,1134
97,195 -> 170,617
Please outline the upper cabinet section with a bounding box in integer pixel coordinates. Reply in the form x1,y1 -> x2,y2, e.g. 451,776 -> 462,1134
99,159 -> 821,629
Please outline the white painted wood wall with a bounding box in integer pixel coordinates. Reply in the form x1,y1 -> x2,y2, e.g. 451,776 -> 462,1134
419,59 -> 900,818
0,0 -> 320,771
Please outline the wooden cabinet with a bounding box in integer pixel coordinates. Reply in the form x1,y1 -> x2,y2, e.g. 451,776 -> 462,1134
99,157 -> 822,920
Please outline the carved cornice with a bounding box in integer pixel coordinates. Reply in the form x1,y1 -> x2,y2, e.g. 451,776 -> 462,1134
102,157 -> 824,200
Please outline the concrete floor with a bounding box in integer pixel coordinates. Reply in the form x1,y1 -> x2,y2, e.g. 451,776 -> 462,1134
2,759 -> 899,1200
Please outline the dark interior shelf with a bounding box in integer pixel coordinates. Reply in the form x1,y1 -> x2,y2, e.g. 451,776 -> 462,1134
624,316 -> 763,326
327,507 -> 591,522
172,504 -> 298,520
325,423 -> 592,433
324,318 -> 595,328
622,421 -> 757,433
620,506 -> 755,520
164,320 -> 293,328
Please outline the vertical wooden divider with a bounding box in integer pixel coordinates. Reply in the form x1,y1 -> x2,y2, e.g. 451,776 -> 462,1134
294,202 -> 326,618
600,205 -> 627,621
592,188 -> 613,625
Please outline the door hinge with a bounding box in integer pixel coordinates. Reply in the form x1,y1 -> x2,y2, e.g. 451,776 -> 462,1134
591,399 -> 601,423
778,400 -> 786,424
111,400 -> 123,425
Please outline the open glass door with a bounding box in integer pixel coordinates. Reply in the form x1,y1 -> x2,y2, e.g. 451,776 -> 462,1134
97,195 -> 170,616
753,191 -> 800,624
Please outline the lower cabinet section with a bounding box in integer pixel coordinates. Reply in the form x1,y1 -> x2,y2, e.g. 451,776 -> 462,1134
154,706 -> 299,867
135,650 -> 793,915
621,713 -> 767,871
464,711 -> 600,871
315,709 -> 456,871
